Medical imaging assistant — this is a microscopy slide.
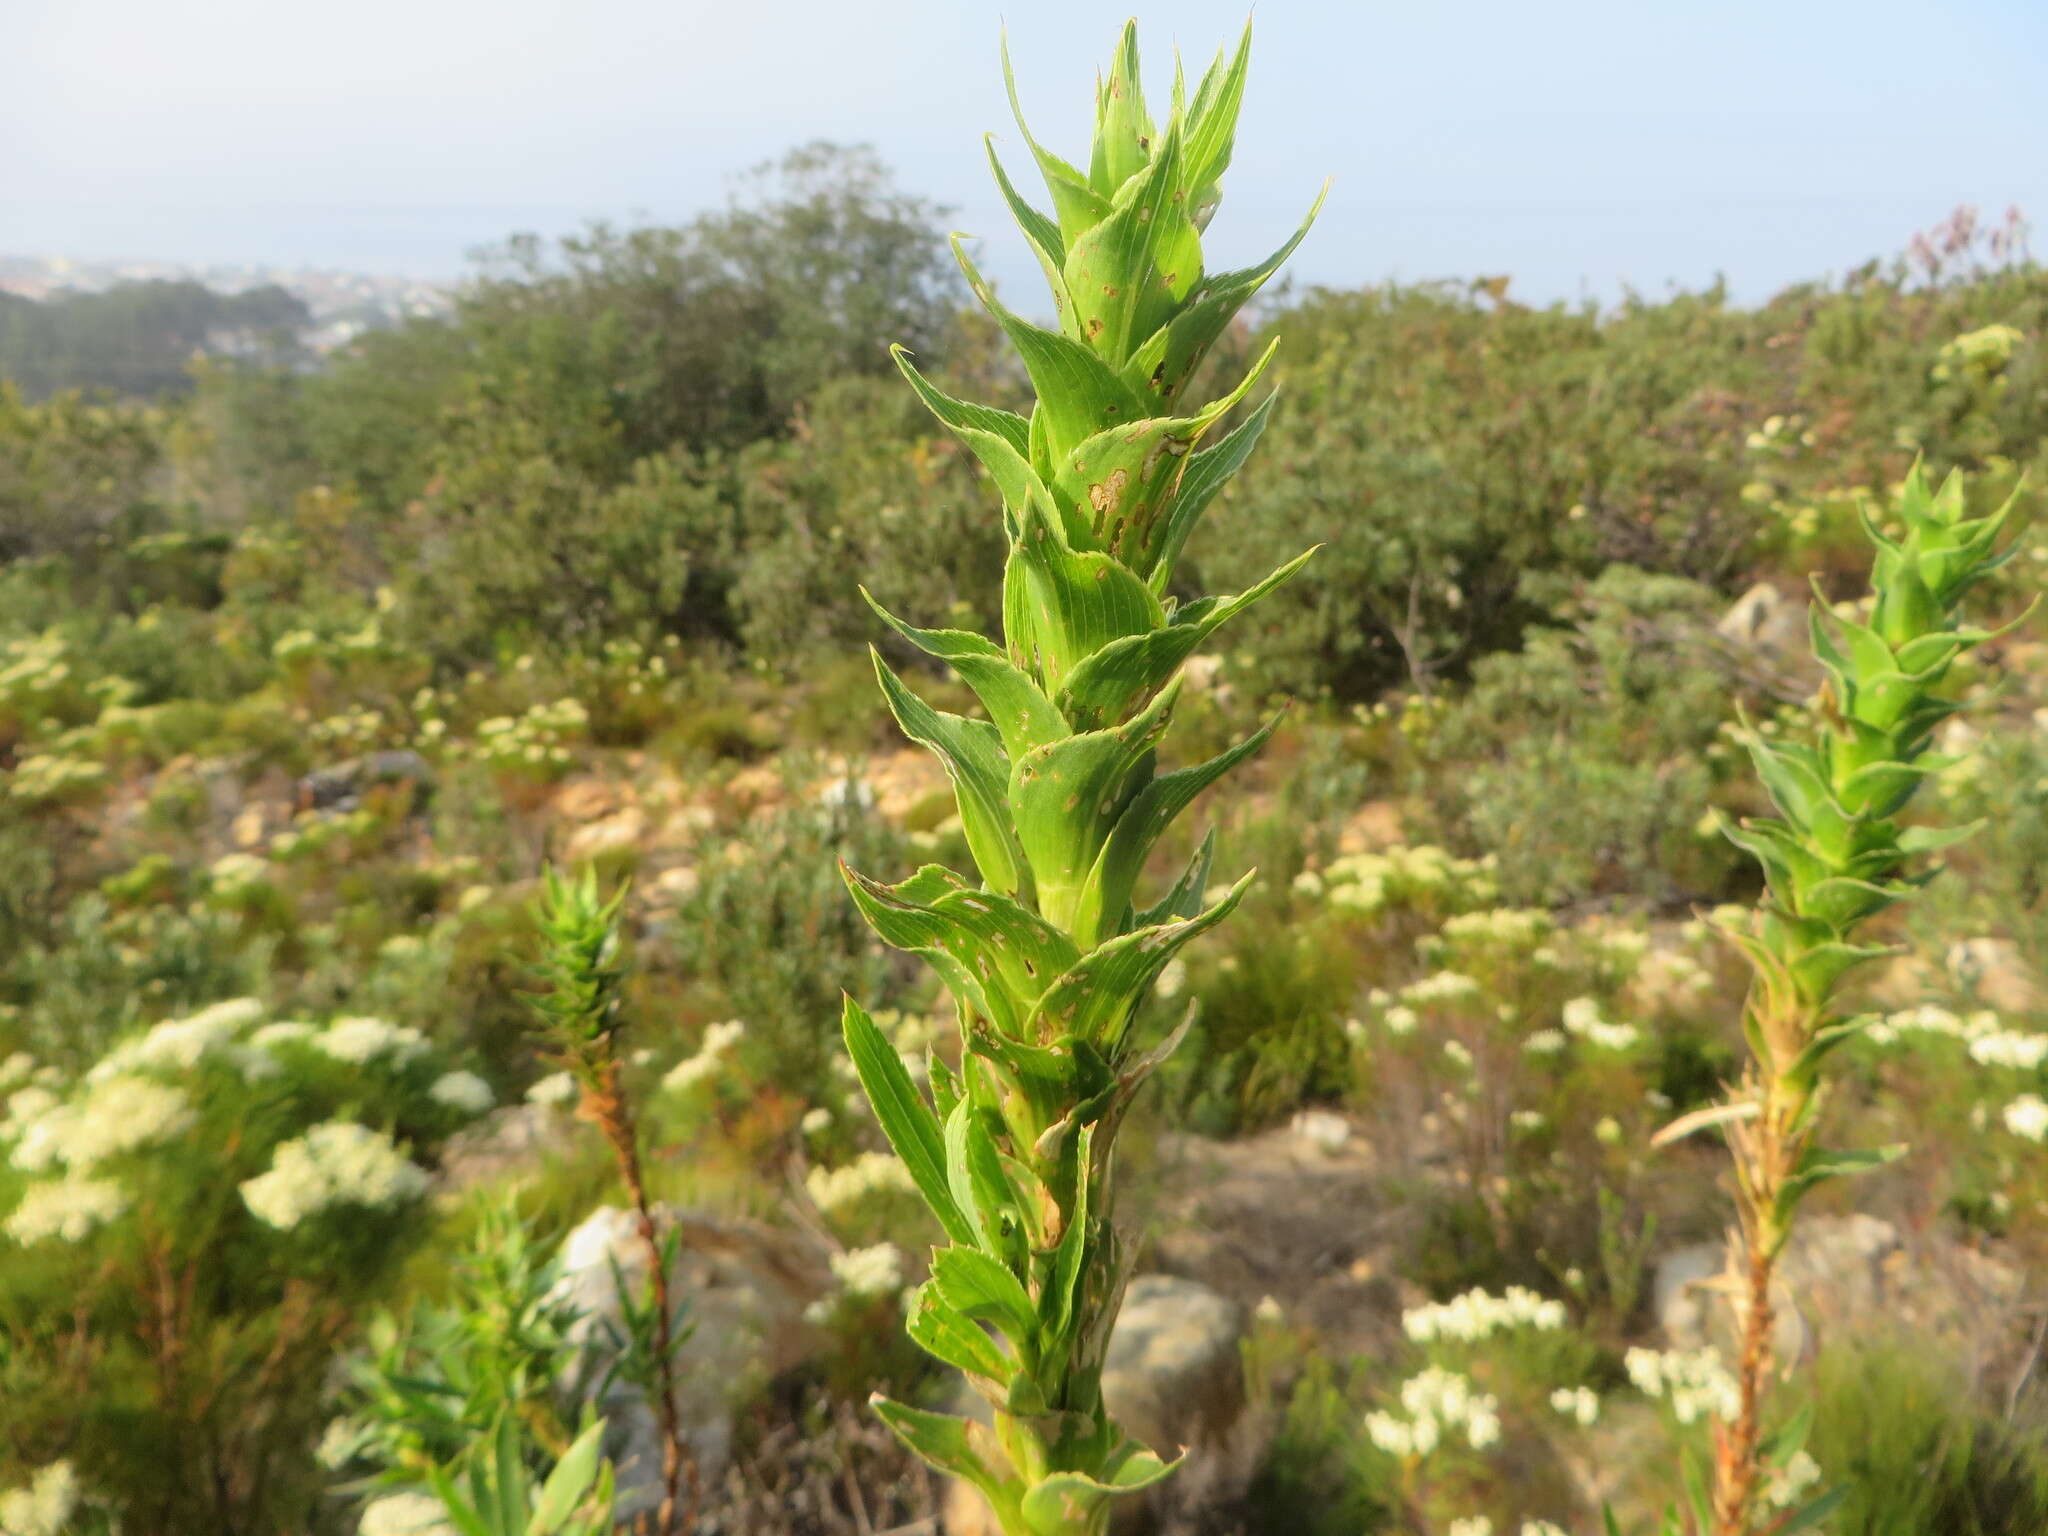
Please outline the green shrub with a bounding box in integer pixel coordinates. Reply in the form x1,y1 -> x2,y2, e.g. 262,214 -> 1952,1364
1807,1339 -> 2048,1535
1414,565 -> 1749,907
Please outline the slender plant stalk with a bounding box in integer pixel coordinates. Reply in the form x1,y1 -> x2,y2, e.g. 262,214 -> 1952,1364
533,868 -> 700,1536
835,19 -> 1322,1535
1656,463 -> 2027,1535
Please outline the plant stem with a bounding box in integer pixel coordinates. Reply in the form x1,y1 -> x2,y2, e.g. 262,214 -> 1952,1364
1712,1220 -> 1775,1535
587,1058 -> 700,1536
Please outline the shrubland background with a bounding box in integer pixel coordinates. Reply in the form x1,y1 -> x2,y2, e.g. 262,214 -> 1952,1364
3,151 -> 2048,1534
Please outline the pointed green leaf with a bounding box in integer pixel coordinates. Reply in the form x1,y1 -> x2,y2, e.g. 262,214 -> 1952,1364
840,996 -> 979,1247
1010,681 -> 1178,934
892,346 -> 1051,527
1030,873 -> 1251,1049
1055,339 -> 1278,571
954,238 -> 1151,468
530,1418 -> 608,1535
1180,33 -> 1252,227
1136,827 -> 1216,927
1124,183 -> 1325,406
872,648 -> 1023,896
1145,388 -> 1277,590
986,138 -> 1073,323
1088,20 -> 1154,196
865,589 -> 1068,759
930,1245 -> 1041,1351
871,1393 -> 1012,1492
1006,493 -> 1166,697
1076,710 -> 1282,943
944,1099 -> 989,1246
907,1282 -> 1015,1381
1044,1122 -> 1094,1340
1001,36 -> 1111,245
844,863 -> 1079,1036
1058,546 -> 1315,730
1065,116 -> 1202,365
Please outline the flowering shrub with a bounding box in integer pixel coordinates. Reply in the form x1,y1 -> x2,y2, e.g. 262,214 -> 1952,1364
0,998 -> 493,1528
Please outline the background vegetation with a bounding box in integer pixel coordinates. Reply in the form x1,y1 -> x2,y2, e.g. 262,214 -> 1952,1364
2,154 -> 2045,1534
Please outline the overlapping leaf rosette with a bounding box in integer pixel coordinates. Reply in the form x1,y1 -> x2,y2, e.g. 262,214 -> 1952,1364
832,22 -> 1322,1534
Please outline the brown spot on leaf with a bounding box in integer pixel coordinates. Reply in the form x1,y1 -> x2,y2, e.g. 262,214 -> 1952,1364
1088,468 -> 1129,517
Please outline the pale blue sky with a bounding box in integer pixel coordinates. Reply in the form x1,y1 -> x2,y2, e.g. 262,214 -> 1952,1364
4,0 -> 2044,304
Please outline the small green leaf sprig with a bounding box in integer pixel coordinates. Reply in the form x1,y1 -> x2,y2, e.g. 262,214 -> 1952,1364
836,20 -> 1322,1535
1663,463 -> 2028,1535
530,868 -> 699,1536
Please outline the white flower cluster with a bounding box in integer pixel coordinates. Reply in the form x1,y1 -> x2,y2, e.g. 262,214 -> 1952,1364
0,1461 -> 80,1536
1445,1520 -> 1492,1536
240,1121 -> 430,1231
315,1417 -> 364,1471
1626,1345 -> 1740,1425
1402,1285 -> 1566,1344
4,1177 -> 129,1244
1375,1002 -> 1418,1036
1630,946 -> 1711,1010
10,1076 -> 195,1173
663,1019 -> 746,1096
1971,1030 -> 2048,1071
1863,1003 -> 1996,1048
1764,1448 -> 1822,1508
526,1071 -> 580,1107
2003,1094 -> 2048,1142
1364,1366 -> 1501,1458
427,1070 -> 494,1115
1402,971 -> 1483,1007
1301,844 -> 1499,916
475,697 -> 588,775
829,1242 -> 905,1298
1549,1385 -> 1599,1427
358,1490 -> 459,1536
89,998 -> 267,1081
0,1054 -> 32,1092
315,1016 -> 431,1067
252,1021 -> 318,1050
0,1087 -> 58,1144
1521,1029 -> 1566,1055
1521,1522 -> 1570,1536
1154,957 -> 1188,999
1440,908 -> 1552,949
1561,996 -> 1641,1051
805,1150 -> 916,1216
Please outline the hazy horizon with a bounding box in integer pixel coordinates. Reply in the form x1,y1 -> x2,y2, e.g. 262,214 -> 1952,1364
6,0 -> 2045,307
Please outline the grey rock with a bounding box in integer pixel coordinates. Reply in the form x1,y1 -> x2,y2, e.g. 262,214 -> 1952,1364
1655,1214 -> 2023,1370
550,1205 -> 832,1522
1716,581 -> 1807,660
296,749 -> 435,814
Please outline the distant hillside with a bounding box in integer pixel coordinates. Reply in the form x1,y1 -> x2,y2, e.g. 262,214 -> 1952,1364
0,280 -> 311,400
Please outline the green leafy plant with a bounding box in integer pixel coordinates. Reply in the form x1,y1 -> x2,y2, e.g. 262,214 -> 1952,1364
530,869 -> 698,1536
1655,463 -> 2030,1534
428,1416 -> 615,1536
323,1197 -> 595,1490
834,19 -> 1322,1534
